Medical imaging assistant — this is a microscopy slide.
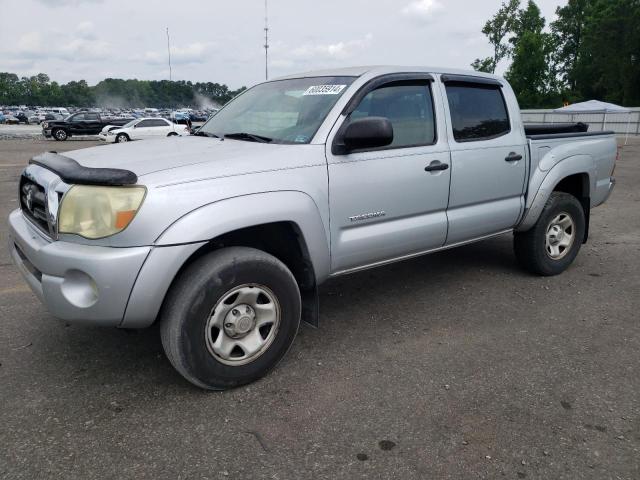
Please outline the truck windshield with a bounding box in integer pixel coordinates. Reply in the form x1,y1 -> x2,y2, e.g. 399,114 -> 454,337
197,76 -> 355,144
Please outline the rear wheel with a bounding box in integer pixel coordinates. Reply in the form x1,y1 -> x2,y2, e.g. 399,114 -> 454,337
115,133 -> 129,143
167,132 -> 178,137
514,192 -> 585,276
159,247 -> 302,390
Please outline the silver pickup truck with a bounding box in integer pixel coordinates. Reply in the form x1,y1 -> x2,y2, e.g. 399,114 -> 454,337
8,66 -> 616,389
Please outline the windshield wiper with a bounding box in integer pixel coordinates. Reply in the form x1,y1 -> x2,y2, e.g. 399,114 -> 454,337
193,131 -> 220,138
224,132 -> 272,143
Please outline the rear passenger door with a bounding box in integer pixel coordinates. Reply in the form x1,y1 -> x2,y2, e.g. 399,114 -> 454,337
442,76 -> 527,244
83,113 -> 101,133
327,76 -> 451,273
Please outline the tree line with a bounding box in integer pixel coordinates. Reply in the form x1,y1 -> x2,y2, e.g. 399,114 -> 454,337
473,0 -> 640,108
0,72 -> 246,108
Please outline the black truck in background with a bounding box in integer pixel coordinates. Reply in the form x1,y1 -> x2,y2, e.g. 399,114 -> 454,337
42,112 -> 134,141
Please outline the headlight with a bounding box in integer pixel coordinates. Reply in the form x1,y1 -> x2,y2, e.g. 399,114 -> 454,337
58,185 -> 146,239
107,130 -> 116,135
42,122 -> 48,128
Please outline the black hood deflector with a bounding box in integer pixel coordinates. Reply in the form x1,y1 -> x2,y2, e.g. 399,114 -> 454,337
30,152 -> 138,186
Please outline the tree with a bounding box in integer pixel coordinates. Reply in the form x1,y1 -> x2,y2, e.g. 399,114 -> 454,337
551,0 -> 589,92
573,0 -> 640,105
472,0 -> 520,73
505,1 -> 558,107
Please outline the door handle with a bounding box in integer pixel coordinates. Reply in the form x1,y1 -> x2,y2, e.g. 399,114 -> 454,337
505,152 -> 523,162
424,161 -> 449,172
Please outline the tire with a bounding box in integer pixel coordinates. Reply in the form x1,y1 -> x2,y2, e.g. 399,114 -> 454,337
167,132 -> 178,137
115,133 -> 129,143
514,192 -> 585,276
52,128 -> 68,141
160,247 -> 302,390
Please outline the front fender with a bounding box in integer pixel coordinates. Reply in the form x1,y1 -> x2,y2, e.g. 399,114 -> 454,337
155,190 -> 331,282
517,154 -> 594,231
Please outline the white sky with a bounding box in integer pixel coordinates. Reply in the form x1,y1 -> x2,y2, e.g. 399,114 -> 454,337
0,0 -> 564,89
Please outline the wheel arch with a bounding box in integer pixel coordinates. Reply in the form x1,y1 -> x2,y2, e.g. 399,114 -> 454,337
122,191 -> 330,328
517,154 -> 595,237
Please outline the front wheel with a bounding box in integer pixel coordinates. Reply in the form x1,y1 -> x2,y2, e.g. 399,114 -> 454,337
514,192 -> 585,276
115,133 -> 129,143
159,247 -> 302,390
52,128 -> 68,141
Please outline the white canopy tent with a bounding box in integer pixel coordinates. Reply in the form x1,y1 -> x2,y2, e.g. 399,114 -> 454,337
554,100 -> 633,144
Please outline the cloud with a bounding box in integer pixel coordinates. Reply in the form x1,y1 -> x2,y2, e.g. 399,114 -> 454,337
141,42 -> 214,65
7,29 -> 112,61
401,0 -> 443,20
292,34 -> 373,60
32,0 -> 103,5
76,21 -> 96,40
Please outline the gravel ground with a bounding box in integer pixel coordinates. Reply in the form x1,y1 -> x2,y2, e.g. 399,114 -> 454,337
0,137 -> 638,479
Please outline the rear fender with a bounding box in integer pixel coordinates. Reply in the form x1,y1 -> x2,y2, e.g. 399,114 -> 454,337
517,154 -> 594,232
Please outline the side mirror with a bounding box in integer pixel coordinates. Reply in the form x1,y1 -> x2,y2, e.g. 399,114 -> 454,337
337,116 -> 393,154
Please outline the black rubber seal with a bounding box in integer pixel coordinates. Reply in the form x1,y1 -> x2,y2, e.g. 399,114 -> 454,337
29,152 -> 138,186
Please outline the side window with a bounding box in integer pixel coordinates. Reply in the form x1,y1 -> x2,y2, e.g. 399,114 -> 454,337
350,83 -> 436,148
137,120 -> 152,127
85,113 -> 99,121
445,84 -> 510,142
152,119 -> 169,127
71,114 -> 85,122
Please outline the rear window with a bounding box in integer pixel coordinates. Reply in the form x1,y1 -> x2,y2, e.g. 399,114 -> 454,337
445,84 -> 510,142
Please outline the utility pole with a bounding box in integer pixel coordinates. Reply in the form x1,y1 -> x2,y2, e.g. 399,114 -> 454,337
166,27 -> 172,82
264,0 -> 269,80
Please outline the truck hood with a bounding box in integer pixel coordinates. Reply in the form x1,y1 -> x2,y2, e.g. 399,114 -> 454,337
63,136 -> 323,182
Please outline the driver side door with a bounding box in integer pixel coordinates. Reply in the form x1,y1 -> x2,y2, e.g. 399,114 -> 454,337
326,76 -> 451,274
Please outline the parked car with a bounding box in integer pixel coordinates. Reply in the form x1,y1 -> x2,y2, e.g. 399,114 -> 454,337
15,112 -> 30,124
0,112 -> 5,124
42,112 -> 135,140
8,66 -> 617,390
4,115 -> 19,125
98,117 -> 190,143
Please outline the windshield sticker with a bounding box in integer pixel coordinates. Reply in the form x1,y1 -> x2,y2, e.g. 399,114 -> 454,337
303,85 -> 347,96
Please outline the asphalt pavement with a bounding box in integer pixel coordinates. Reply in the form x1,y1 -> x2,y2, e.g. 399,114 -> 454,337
1,135 -> 638,479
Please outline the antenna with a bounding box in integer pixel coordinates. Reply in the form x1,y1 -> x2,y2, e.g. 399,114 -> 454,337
166,27 -> 177,132
264,0 -> 269,80
166,27 -> 172,82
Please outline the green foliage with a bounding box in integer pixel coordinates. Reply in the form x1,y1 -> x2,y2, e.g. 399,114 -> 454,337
0,73 -> 246,108
472,0 -> 520,73
471,57 -> 495,73
571,0 -> 640,105
475,0 -> 640,108
505,1 -> 558,108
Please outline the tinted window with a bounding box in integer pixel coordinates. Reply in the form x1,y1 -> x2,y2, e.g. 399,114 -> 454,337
137,120 -> 153,127
350,84 -> 435,148
445,84 -> 510,142
71,114 -> 85,122
85,113 -> 99,120
151,119 -> 169,127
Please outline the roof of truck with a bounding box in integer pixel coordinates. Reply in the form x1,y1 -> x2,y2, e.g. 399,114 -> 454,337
273,65 -> 502,82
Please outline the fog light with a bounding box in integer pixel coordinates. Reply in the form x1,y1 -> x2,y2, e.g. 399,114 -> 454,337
60,270 -> 98,308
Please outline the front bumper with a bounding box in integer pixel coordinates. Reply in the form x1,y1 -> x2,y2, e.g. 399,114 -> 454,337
42,129 -> 52,138
98,132 -> 116,143
8,209 -> 150,326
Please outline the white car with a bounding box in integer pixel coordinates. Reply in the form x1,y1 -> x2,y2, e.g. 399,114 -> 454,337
99,118 -> 190,143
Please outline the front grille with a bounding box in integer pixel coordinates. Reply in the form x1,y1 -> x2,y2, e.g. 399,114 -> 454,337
20,175 -> 50,235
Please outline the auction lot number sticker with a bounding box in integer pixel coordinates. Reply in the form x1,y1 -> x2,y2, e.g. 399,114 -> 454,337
303,85 -> 347,95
